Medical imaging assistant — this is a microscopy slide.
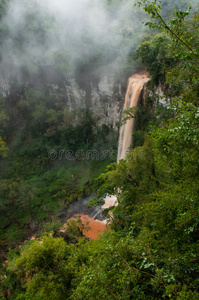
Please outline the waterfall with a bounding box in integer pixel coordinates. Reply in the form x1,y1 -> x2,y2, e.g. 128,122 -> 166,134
64,72 -> 149,236
117,71 -> 149,162
99,72 -> 149,221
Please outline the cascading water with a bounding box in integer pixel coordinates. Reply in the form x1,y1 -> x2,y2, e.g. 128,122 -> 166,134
97,71 -> 149,223
117,71 -> 149,162
64,71 -> 149,239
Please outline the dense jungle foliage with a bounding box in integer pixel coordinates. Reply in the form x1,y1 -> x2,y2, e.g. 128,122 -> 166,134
0,0 -> 124,247
0,0 -> 199,299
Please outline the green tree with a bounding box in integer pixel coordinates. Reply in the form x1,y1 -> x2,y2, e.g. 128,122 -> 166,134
136,33 -> 175,86
11,236 -> 75,299
136,0 -> 199,102
0,136 -> 7,157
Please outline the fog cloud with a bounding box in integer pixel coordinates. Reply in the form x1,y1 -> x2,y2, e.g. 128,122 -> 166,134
0,0 -> 197,86
1,0 -> 147,82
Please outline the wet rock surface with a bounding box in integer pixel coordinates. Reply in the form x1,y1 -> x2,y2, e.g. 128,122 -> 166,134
59,194 -> 106,222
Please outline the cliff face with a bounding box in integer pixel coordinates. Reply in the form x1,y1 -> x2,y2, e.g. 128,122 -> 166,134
64,76 -> 124,127
0,70 -> 124,128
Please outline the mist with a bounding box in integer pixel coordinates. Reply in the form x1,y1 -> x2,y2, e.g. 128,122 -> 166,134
0,0 -> 197,89
0,0 -> 149,87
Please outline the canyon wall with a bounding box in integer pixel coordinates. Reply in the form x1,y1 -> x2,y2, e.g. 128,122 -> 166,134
63,75 -> 124,127
0,71 -> 125,128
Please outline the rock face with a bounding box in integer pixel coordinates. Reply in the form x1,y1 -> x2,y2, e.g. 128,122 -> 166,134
0,69 -> 125,128
153,85 -> 170,107
64,76 -> 124,127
